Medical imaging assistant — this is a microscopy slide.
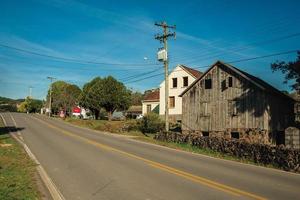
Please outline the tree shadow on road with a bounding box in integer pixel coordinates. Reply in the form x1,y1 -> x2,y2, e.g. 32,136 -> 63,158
0,126 -> 25,137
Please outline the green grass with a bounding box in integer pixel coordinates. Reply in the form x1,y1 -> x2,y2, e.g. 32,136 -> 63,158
62,117 -> 145,137
0,119 -> 40,200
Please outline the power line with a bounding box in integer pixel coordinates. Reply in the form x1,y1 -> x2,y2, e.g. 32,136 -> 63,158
1,56 -> 157,72
125,72 -> 163,84
0,43 -> 160,67
119,66 -> 162,81
172,32 -> 300,64
125,49 -> 299,84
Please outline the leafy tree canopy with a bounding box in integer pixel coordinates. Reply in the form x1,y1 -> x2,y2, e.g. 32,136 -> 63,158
79,77 -> 102,119
18,97 -> 43,113
47,81 -> 81,114
271,51 -> 300,91
130,91 -> 143,105
81,76 -> 131,120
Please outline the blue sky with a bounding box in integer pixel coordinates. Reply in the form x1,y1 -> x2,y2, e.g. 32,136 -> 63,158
0,0 -> 300,99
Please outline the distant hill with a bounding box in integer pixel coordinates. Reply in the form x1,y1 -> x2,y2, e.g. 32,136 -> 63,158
0,96 -> 23,112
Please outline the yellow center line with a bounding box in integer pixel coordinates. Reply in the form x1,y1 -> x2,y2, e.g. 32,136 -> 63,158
31,116 -> 267,200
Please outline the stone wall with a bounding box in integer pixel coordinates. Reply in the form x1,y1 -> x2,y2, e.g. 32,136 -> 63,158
154,132 -> 300,172
182,129 -> 270,144
285,127 -> 300,149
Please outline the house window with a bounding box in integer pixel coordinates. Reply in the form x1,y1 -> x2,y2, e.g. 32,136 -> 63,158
205,79 -> 212,89
228,77 -> 233,87
146,104 -> 151,113
169,96 -> 175,108
183,76 -> 188,87
231,132 -> 240,139
172,78 -> 177,88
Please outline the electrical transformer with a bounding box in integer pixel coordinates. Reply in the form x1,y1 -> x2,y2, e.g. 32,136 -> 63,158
157,49 -> 167,62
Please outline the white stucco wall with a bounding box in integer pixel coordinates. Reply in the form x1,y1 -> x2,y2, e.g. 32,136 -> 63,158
159,65 -> 197,116
142,101 -> 159,115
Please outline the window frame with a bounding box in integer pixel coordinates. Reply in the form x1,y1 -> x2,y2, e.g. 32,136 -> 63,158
146,104 -> 151,113
172,78 -> 178,88
204,78 -> 212,89
183,76 -> 189,87
228,77 -> 233,87
169,96 -> 175,108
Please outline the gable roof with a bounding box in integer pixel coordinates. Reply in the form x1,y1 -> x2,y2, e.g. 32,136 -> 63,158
143,89 -> 159,102
179,65 -> 203,78
179,60 -> 295,101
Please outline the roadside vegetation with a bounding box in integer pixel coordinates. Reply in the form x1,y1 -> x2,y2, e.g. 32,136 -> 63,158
0,118 -> 40,199
62,112 -> 165,136
64,117 -> 144,136
17,97 -> 43,113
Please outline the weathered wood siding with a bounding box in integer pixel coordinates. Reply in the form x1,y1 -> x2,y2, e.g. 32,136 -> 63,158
182,64 -> 294,134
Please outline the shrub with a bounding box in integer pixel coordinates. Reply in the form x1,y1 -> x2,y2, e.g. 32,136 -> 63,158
139,113 -> 164,133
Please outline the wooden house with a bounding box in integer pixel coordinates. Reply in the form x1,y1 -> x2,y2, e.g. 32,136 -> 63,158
180,61 -> 295,144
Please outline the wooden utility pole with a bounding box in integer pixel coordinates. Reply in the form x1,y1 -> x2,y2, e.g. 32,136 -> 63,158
47,76 -> 56,117
155,22 -> 176,132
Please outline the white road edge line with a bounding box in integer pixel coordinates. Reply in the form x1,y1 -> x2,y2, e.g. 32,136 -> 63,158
0,113 -> 65,200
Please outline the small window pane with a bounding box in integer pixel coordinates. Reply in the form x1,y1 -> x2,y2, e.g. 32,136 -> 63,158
172,78 -> 177,88
183,76 -> 188,87
228,77 -> 233,87
205,79 -> 212,89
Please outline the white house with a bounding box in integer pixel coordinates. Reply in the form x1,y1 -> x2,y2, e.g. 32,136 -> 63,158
159,65 -> 202,122
142,89 -> 160,115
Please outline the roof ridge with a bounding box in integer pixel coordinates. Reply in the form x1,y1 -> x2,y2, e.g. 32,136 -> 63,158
179,64 -> 203,78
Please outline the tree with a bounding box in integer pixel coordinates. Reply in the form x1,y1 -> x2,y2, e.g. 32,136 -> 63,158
17,97 -> 43,113
271,51 -> 300,91
130,91 -> 143,105
63,84 -> 81,115
87,76 -> 131,121
46,81 -> 81,115
79,77 -> 102,119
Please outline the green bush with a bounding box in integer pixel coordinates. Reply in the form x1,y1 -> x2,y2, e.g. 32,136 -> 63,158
139,113 -> 164,133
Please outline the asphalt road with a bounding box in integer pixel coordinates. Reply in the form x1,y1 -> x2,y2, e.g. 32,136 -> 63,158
1,112 -> 300,200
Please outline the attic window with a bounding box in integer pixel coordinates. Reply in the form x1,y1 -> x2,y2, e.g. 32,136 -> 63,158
228,77 -> 233,87
172,78 -> 177,88
205,79 -> 212,89
183,76 -> 188,87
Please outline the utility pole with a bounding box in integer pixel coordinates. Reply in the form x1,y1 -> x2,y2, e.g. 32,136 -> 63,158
29,86 -> 33,98
47,76 -> 56,117
155,21 -> 176,132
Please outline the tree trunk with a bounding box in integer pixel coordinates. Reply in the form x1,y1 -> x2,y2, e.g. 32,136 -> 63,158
94,109 -> 100,120
108,111 -> 112,121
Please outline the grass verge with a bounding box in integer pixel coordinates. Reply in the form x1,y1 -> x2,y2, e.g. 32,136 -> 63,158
62,117 -> 144,137
0,118 -> 40,199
